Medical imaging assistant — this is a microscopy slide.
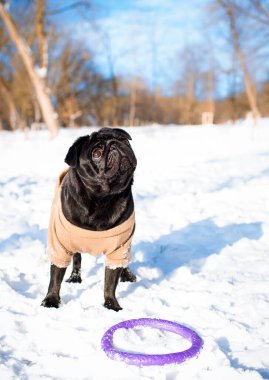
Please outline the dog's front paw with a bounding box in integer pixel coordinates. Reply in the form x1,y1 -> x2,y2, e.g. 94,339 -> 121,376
120,267 -> 136,282
41,295 -> 60,308
65,272 -> 82,283
104,297 -> 122,312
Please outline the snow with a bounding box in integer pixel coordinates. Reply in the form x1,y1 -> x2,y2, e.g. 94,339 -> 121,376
0,122 -> 269,380
35,66 -> 47,79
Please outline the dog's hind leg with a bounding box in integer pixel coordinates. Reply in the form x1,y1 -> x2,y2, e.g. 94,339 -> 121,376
104,267 -> 123,311
66,253 -> 82,283
120,267 -> 136,282
41,265 -> 66,308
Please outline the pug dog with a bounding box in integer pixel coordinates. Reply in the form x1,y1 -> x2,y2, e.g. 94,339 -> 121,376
41,128 -> 137,311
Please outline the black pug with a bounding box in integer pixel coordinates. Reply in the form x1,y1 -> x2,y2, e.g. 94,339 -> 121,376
41,128 -> 137,311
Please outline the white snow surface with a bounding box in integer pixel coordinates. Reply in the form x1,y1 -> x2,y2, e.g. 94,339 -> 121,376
0,123 -> 269,380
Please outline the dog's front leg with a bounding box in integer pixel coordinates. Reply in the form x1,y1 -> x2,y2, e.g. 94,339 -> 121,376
41,265 -> 66,308
104,267 -> 123,311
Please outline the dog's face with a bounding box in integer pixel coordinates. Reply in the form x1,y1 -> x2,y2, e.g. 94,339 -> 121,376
65,128 -> 137,196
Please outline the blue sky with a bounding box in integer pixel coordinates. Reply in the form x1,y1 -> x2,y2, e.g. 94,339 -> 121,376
10,0 -> 269,97
75,0 -> 211,90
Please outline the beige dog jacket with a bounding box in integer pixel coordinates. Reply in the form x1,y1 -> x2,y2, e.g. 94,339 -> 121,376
47,169 -> 135,269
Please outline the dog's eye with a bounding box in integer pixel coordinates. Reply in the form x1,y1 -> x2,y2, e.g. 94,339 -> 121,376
92,148 -> 103,160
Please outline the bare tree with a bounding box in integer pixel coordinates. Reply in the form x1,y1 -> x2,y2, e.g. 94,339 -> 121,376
0,0 -> 58,136
128,79 -> 137,126
36,0 -> 47,73
174,46 -> 201,125
213,0 -> 261,121
101,32 -> 120,126
0,76 -> 24,130
236,0 -> 269,27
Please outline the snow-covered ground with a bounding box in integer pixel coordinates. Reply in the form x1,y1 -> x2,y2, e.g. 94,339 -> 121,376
0,122 -> 269,380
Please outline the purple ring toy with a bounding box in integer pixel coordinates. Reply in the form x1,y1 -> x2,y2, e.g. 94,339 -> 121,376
101,318 -> 203,366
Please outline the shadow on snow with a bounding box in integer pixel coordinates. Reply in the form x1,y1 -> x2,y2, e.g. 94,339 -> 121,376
217,337 -> 269,380
0,224 -> 47,252
132,218 -> 262,278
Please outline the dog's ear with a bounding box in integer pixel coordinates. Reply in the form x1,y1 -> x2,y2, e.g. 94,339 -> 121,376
98,128 -> 132,141
64,135 -> 89,167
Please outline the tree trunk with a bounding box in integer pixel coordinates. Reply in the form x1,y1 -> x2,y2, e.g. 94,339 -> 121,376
36,0 -> 47,72
0,77 -> 24,130
129,80 -> 136,126
220,1 -> 260,121
0,2 -> 58,137
111,77 -> 119,127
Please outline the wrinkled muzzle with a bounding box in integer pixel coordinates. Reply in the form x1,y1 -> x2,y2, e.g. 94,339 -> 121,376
104,143 -> 136,179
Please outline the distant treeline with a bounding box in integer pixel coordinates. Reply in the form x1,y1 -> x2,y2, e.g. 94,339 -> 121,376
0,0 -> 269,134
